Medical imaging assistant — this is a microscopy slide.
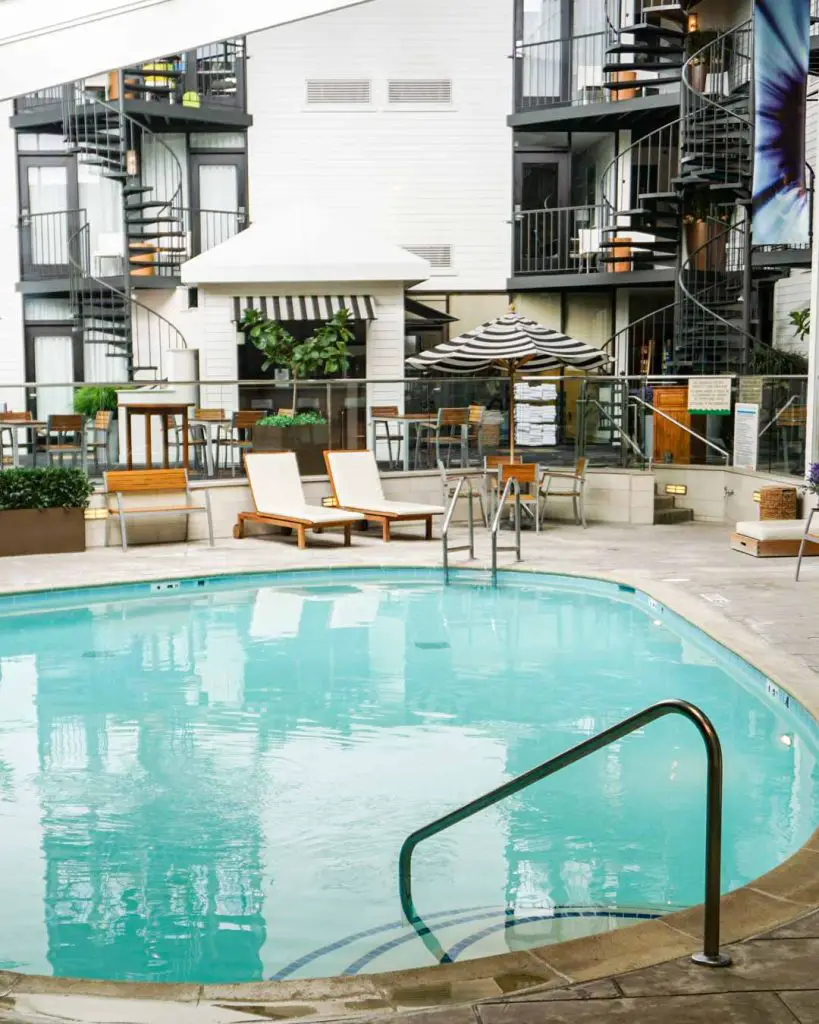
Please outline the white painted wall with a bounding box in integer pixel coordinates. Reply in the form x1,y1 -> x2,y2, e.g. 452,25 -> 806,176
245,0 -> 512,293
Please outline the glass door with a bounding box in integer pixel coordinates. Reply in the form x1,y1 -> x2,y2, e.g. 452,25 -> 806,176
18,156 -> 78,279
25,325 -> 82,421
190,152 -> 247,255
514,154 -> 570,273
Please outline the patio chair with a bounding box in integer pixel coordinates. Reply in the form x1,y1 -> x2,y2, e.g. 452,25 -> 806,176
371,405 -> 403,469
0,411 -> 37,467
216,410 -> 259,475
483,453 -> 522,519
324,449 -> 445,542
235,452 -> 364,549
796,509 -> 819,581
466,404 -> 486,465
499,461 -> 540,530
539,457 -> 588,528
46,414 -> 86,469
419,408 -> 468,469
86,410 -> 114,473
438,459 -> 488,527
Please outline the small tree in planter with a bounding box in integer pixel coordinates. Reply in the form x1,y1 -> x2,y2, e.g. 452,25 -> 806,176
239,309 -> 354,473
0,467 -> 94,557
73,386 -> 118,420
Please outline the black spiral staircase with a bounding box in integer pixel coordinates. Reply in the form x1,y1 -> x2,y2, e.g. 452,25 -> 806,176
601,13 -> 810,375
603,0 -> 698,97
62,79 -> 187,380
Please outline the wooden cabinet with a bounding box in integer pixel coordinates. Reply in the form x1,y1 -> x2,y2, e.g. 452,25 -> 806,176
652,386 -> 706,464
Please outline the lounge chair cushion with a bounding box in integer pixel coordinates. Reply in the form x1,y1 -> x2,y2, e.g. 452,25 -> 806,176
326,450 -> 444,516
246,452 -> 364,525
735,519 -> 811,542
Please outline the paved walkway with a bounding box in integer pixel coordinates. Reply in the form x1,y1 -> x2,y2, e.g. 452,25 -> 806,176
0,522 -> 818,1023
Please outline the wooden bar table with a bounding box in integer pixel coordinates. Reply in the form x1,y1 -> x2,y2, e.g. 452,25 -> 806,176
125,403 -> 191,470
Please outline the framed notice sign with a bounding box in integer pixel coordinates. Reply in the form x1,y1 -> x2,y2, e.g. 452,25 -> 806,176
733,402 -> 760,471
688,376 -> 732,416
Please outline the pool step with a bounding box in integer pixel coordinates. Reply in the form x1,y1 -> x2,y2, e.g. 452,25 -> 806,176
654,489 -> 694,525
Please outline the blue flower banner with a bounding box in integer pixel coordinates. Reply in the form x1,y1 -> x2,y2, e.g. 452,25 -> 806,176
752,0 -> 811,246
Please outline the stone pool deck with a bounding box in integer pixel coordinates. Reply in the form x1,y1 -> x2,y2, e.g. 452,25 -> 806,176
1,520 -> 819,1024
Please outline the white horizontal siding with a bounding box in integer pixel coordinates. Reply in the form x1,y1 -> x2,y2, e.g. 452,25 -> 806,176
246,0 -> 512,292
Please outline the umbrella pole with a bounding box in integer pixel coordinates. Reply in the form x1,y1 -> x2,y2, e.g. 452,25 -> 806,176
509,368 -> 516,461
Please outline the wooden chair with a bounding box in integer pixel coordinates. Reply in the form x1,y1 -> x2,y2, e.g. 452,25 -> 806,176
0,411 -> 36,467
216,410 -> 259,475
277,407 -> 295,417
87,411 -> 114,473
104,468 -> 214,551
371,405 -> 402,469
420,408 -> 468,468
46,414 -> 86,469
483,453 -> 522,519
438,460 -> 487,527
466,404 -> 486,465
499,461 -> 540,529
539,456 -> 588,528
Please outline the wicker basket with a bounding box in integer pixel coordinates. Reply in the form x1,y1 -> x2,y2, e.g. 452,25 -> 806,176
760,486 -> 798,521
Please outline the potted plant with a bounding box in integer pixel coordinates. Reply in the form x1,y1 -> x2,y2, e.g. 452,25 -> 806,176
73,386 -> 118,420
683,193 -> 729,271
239,308 -> 354,474
685,28 -> 719,94
0,467 -> 94,557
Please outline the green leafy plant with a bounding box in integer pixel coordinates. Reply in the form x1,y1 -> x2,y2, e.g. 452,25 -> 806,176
239,308 -> 353,414
0,467 -> 94,511
748,344 -> 809,375
790,308 -> 810,342
73,386 -> 118,419
255,411 -> 328,428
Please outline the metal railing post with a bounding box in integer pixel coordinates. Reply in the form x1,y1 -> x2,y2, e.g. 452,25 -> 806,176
399,698 -> 730,968
514,481 -> 522,561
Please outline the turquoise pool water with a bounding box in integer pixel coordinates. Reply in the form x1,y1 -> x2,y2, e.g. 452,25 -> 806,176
0,568 -> 815,984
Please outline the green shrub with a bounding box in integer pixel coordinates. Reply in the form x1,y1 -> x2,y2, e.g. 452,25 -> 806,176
73,386 -> 118,418
256,412 -> 328,427
0,468 -> 95,511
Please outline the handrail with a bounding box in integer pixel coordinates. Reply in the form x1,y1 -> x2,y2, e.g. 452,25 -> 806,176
490,475 -> 521,582
759,395 -> 800,437
442,476 -> 476,580
398,698 -> 731,968
584,397 -> 647,464
629,395 -> 730,465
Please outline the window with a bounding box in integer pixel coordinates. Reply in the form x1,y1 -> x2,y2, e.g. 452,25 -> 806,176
388,80 -> 453,104
306,80 -> 371,104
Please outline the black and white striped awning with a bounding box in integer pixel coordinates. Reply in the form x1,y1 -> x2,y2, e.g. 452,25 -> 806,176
406,312 -> 611,374
234,295 -> 377,322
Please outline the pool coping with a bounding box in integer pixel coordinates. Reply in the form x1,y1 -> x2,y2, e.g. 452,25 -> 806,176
1,559 -> 819,1016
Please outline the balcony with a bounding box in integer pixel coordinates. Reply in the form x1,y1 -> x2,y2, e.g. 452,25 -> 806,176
19,207 -> 247,289
12,39 -> 251,130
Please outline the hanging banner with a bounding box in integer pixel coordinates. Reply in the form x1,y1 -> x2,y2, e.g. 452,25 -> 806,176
752,0 -> 811,245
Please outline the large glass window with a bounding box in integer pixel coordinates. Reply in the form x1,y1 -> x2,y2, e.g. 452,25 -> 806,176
522,0 -> 563,43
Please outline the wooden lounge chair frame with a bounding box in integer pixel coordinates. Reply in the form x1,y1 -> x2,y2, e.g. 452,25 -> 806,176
324,449 -> 439,542
234,452 -> 362,549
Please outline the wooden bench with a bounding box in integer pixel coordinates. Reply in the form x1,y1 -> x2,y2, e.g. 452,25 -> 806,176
104,469 -> 214,551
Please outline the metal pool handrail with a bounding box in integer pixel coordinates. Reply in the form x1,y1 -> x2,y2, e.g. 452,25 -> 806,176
442,476 -> 476,580
398,698 -> 731,968
490,475 -> 522,582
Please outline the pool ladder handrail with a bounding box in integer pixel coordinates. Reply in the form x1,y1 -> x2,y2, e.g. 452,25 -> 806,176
398,698 -> 732,968
442,476 -> 477,581
491,475 -> 522,583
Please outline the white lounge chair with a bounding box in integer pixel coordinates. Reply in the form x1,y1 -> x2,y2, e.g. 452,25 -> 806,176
235,452 -> 364,549
324,449 -> 445,541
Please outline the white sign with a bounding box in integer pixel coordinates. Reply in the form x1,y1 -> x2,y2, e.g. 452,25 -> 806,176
688,376 -> 733,415
733,402 -> 760,471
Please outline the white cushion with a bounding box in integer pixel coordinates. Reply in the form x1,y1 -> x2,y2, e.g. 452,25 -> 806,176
326,450 -> 386,507
363,499 -> 446,516
246,451 -> 363,524
735,520 -> 810,542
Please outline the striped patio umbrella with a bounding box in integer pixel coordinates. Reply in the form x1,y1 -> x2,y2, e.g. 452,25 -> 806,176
406,311 -> 611,457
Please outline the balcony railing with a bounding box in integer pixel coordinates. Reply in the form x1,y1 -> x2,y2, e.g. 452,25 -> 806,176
515,33 -> 608,111
183,207 -> 248,259
19,210 -> 85,280
513,205 -> 607,275
14,85 -> 65,113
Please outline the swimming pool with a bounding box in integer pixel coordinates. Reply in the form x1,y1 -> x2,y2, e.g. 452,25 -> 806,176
0,568 -> 815,984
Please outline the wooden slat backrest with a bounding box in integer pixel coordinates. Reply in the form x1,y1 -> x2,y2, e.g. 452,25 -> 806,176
233,410 -> 260,429
575,456 -> 589,478
0,411 -> 32,422
49,414 -> 84,432
371,405 -> 398,417
468,404 -> 485,425
105,469 -> 189,494
94,411 -> 113,430
501,462 -> 537,485
277,407 -> 295,417
194,408 -> 225,420
439,407 -> 467,426
486,454 -> 522,469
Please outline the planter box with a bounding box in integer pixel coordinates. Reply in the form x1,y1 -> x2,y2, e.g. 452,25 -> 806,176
252,425 -> 330,475
0,507 -> 86,557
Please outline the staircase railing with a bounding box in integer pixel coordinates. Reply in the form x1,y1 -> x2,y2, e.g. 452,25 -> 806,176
442,477 -> 477,580
490,476 -> 522,583
399,698 -> 731,969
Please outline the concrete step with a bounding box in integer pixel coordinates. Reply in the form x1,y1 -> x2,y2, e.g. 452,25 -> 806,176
654,507 -> 695,525
653,493 -> 676,511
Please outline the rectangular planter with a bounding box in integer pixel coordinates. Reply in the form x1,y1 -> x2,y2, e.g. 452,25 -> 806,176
0,507 -> 86,557
252,425 -> 330,475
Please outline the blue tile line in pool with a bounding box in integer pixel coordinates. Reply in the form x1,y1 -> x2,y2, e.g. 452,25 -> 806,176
271,906 -> 663,980
0,566 -> 814,746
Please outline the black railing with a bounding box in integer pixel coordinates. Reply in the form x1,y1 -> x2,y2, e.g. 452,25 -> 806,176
194,39 -> 246,108
515,32 -> 607,111
14,85 -> 65,113
399,699 -> 731,969
118,39 -> 247,111
184,207 -> 247,258
19,210 -> 85,280
513,204 -> 606,274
